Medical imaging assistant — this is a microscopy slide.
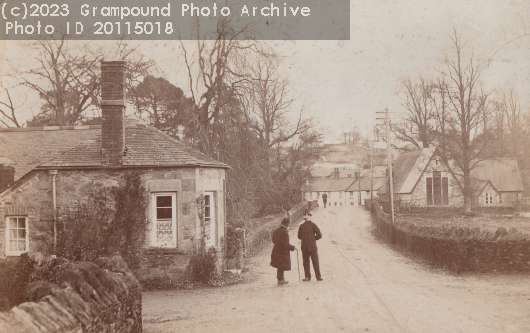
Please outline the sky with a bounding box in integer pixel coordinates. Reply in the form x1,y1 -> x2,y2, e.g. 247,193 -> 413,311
1,0 -> 530,143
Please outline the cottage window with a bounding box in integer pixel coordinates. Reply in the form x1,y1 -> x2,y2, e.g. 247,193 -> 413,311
499,193 -> 503,204
349,191 -> 354,198
203,192 -> 217,247
339,192 -> 343,198
152,193 -> 177,248
485,193 -> 493,205
6,216 -> 28,255
426,171 -> 449,206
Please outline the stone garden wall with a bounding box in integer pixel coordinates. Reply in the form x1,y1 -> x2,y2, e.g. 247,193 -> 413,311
371,201 -> 530,273
0,255 -> 141,333
244,200 -> 313,257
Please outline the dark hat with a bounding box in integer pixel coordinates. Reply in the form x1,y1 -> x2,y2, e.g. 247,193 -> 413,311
281,217 -> 290,225
303,209 -> 312,216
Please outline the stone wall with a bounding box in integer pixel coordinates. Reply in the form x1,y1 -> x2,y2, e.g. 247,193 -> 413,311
244,201 -> 311,257
0,166 -> 226,280
372,202 -> 530,273
0,255 -> 142,333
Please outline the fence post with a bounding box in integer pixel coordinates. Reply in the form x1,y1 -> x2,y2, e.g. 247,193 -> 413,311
235,228 -> 246,273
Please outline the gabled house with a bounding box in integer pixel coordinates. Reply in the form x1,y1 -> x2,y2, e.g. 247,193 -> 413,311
0,61 -> 228,279
346,177 -> 386,206
469,159 -> 524,207
378,147 -> 463,208
378,147 -> 524,209
304,178 -> 356,207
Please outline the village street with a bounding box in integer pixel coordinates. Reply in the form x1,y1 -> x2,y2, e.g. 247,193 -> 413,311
142,207 -> 530,333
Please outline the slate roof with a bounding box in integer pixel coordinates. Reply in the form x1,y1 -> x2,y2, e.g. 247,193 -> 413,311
306,178 -> 356,192
393,147 -> 436,194
0,119 -> 228,183
378,147 -> 524,196
0,125 -> 101,181
470,159 -> 524,192
346,177 -> 386,192
470,179 -> 493,197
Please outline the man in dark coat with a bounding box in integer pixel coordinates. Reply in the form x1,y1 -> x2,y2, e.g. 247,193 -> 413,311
271,217 -> 296,284
298,209 -> 323,281
322,193 -> 328,208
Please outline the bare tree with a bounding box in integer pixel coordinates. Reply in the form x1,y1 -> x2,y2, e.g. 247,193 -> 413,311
393,77 -> 438,149
180,17 -> 273,155
16,40 -> 153,126
243,58 -> 312,150
438,30 -> 492,213
0,83 -> 22,128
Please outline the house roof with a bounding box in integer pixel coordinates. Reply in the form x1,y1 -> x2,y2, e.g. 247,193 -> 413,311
393,147 -> 436,194
470,179 -> 494,197
307,178 -> 356,192
0,119 -> 228,183
378,147 -> 524,196
470,159 -> 524,192
346,177 -> 386,192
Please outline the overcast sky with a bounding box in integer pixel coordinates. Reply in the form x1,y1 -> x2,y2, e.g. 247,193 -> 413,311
1,0 -> 530,143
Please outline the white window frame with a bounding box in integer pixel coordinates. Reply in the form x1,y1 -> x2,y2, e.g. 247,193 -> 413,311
203,191 -> 217,247
151,192 -> 177,248
5,216 -> 29,256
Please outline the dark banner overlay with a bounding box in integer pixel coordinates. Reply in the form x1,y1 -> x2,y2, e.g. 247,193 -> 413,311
0,0 -> 350,40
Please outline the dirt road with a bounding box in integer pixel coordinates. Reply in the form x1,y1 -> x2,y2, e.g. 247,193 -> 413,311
143,206 -> 530,332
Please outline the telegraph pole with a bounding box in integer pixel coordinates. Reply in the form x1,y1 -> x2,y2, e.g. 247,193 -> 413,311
370,130 -> 374,211
385,108 -> 395,233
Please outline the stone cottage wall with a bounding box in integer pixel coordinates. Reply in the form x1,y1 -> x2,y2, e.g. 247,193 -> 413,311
397,161 -> 464,208
0,171 -> 55,258
0,166 -> 226,280
0,255 -> 141,333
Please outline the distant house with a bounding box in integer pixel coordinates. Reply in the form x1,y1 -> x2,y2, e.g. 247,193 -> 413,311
378,147 -> 524,209
0,62 -> 228,279
469,159 -> 524,207
304,178 -> 356,207
346,177 -> 386,206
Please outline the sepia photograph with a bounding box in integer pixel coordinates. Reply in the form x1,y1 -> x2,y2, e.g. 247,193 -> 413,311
1,0 -> 530,332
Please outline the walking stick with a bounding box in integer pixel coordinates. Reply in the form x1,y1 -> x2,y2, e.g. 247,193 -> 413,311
295,249 -> 301,282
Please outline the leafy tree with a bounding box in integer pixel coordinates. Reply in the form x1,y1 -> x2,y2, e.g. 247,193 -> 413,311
129,75 -> 193,136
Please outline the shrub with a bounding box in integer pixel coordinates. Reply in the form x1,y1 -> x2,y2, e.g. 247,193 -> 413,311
185,246 -> 218,284
57,171 -> 147,268
0,254 -> 34,311
0,255 -> 71,311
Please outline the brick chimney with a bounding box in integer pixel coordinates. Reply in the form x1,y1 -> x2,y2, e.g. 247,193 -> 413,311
0,164 -> 15,192
100,61 -> 126,166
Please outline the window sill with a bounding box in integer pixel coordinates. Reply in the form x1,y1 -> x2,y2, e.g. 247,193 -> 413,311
146,248 -> 187,255
6,251 -> 28,256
